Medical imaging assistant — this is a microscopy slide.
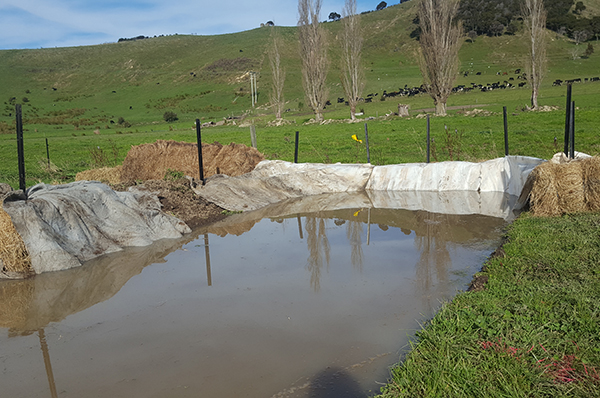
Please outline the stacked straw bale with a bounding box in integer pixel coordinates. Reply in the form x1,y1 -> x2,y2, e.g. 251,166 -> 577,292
120,140 -> 264,182
529,156 -> 600,216
0,203 -> 32,278
75,165 -> 123,184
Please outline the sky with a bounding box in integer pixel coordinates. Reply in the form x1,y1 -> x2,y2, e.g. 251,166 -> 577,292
0,0 -> 391,50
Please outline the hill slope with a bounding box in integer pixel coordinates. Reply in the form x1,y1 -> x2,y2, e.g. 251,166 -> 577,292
0,1 -> 599,130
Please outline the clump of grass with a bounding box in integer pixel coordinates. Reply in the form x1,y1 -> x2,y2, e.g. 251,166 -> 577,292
377,212 -> 600,397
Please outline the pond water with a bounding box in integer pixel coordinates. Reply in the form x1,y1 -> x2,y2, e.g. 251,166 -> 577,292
0,197 -> 508,398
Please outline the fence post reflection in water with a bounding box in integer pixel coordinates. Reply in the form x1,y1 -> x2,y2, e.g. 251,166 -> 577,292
297,215 -> 304,239
204,233 -> 212,286
38,329 -> 58,398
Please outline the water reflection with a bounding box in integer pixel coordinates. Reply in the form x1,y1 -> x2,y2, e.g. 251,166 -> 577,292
346,219 -> 364,272
0,193 -> 508,398
305,217 -> 331,292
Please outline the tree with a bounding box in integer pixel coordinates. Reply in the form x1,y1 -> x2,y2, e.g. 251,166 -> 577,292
583,42 -> 594,57
522,0 -> 547,110
268,28 -> 286,120
298,0 -> 329,122
573,1 -> 586,15
340,0 -> 365,120
163,111 -> 178,122
417,0 -> 463,116
376,1 -> 387,11
329,12 -> 341,21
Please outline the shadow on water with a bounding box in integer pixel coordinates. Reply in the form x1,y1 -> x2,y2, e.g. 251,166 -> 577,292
308,367 -> 363,398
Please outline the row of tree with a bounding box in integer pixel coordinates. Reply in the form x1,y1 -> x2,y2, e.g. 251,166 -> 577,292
456,0 -> 600,41
267,0 -> 549,121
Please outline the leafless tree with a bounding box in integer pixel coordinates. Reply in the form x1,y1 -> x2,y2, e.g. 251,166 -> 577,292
268,28 -> 286,120
522,0 -> 547,110
340,0 -> 365,120
417,0 -> 463,116
298,0 -> 329,122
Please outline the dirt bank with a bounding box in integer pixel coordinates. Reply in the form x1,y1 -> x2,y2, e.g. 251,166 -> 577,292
111,178 -> 227,229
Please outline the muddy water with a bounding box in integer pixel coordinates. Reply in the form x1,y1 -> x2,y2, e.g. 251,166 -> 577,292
0,205 -> 506,398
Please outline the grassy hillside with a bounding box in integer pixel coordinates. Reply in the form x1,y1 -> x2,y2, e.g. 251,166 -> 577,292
1,2 -> 600,188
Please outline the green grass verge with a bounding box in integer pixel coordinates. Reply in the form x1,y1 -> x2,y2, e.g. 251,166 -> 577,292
377,212 -> 600,398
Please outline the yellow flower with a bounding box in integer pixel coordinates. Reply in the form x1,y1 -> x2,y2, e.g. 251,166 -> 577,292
351,134 -> 363,143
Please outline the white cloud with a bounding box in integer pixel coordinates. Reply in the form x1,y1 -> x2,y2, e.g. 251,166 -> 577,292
0,0 -> 384,49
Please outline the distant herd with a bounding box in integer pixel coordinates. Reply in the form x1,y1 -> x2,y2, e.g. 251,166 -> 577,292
332,69 -> 600,106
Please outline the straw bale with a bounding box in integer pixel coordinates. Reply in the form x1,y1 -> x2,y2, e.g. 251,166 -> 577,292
75,165 -> 123,184
120,140 -> 264,182
582,156 -> 600,212
529,163 -> 560,216
0,204 -> 32,277
529,156 -> 600,216
554,161 -> 585,214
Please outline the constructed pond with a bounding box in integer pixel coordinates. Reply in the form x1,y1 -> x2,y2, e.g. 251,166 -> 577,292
0,192 -> 510,398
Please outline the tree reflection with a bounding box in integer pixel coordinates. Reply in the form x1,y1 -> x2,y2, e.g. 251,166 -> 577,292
346,220 -> 364,272
414,212 -> 451,303
305,217 -> 331,292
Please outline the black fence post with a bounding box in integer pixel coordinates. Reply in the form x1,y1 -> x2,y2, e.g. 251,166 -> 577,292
195,119 -> 205,185
45,138 -> 50,168
294,131 -> 299,163
16,104 -> 26,191
564,84 -> 572,156
426,114 -> 430,163
569,101 -> 575,159
364,123 -> 371,164
503,106 -> 509,156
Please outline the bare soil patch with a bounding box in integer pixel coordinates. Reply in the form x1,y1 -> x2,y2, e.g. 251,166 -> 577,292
111,178 -> 227,230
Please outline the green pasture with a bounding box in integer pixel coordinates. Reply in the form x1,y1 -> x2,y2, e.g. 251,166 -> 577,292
1,2 -> 600,189
1,81 -> 599,189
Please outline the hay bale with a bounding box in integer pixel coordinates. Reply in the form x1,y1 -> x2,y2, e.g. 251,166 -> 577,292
120,140 -> 264,182
583,156 -> 600,212
529,156 -> 600,216
554,161 -> 585,214
0,204 -> 32,277
75,165 -> 123,184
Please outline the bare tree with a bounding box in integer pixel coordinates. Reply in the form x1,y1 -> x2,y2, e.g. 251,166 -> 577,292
268,28 -> 286,120
298,0 -> 329,122
340,0 -> 365,120
522,0 -> 547,110
417,0 -> 463,116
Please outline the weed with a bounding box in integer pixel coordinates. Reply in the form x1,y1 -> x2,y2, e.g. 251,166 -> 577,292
164,168 -> 184,181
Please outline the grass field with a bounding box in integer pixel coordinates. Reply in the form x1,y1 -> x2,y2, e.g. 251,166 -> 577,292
1,2 -> 599,189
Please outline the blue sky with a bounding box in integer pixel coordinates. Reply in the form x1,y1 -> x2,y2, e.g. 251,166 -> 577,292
0,0 -> 392,50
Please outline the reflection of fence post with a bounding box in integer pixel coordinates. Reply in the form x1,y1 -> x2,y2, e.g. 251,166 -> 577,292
250,125 -> 257,148
204,234 -> 212,286
16,104 -> 26,191
38,329 -> 58,398
367,208 -> 371,246
426,114 -> 430,163
297,215 -> 304,239
364,123 -> 370,164
503,106 -> 509,156
294,131 -> 299,163
196,119 -> 205,185
564,84 -> 572,156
